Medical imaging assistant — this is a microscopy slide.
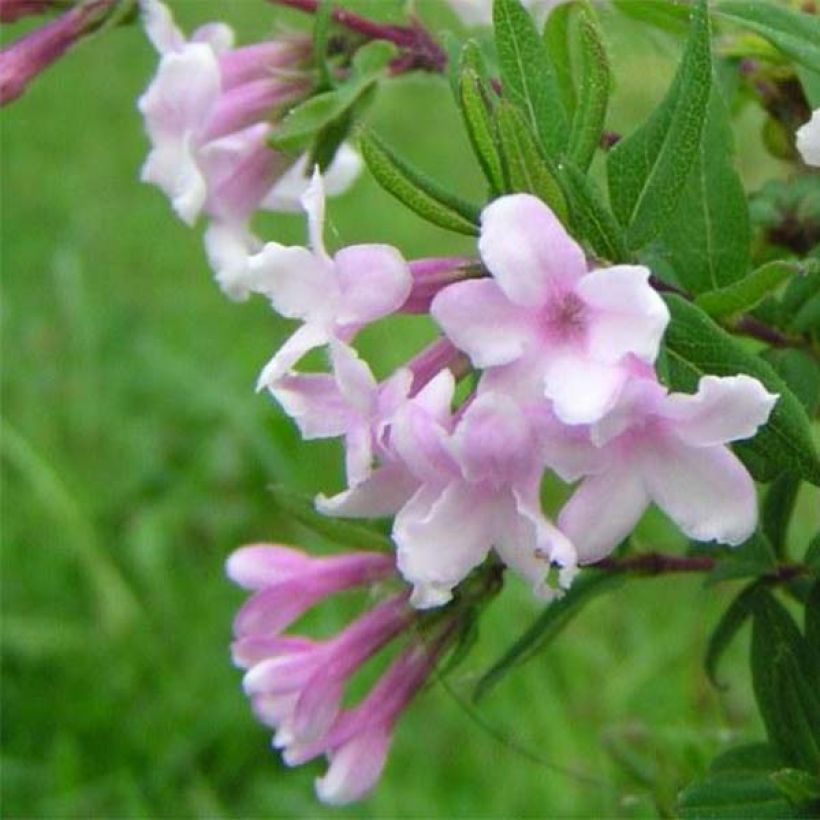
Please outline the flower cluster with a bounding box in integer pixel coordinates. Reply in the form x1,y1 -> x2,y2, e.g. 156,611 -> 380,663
235,171 -> 778,610
136,0 -> 362,299
227,543 -> 482,804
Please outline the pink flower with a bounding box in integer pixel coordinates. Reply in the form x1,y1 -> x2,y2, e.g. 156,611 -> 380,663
136,0 -> 362,298
432,194 -> 669,424
252,170 -> 411,386
227,544 -> 394,640
558,374 -> 778,563
797,108 -> 820,167
0,0 -> 113,105
392,390 -> 576,607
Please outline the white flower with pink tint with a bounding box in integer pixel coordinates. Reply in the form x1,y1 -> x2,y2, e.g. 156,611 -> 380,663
432,194 -> 670,425
252,170 -> 411,387
137,0 -> 362,298
393,390 -> 576,608
558,374 -> 778,563
797,108 -> 820,167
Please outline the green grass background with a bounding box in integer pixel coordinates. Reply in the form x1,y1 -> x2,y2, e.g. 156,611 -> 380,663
2,2 -> 817,816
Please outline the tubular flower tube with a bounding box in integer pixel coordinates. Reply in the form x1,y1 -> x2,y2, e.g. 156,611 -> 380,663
400,257 -> 479,314
227,543 -> 469,805
0,0 -> 115,105
137,0 -> 362,298
0,0 -> 53,23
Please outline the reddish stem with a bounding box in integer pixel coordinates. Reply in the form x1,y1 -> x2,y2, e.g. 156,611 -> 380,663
270,0 -> 447,73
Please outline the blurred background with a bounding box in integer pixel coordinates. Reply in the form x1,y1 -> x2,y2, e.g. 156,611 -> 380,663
2,1 -> 817,816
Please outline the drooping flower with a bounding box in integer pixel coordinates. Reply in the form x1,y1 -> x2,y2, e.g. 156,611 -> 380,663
251,170 -> 411,387
0,0 -> 114,105
227,542 -> 471,805
557,374 -> 778,563
432,194 -> 670,425
137,0 -> 362,298
796,108 -> 820,167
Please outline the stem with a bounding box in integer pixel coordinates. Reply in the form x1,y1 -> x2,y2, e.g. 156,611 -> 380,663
270,0 -> 447,74
592,551 -> 809,583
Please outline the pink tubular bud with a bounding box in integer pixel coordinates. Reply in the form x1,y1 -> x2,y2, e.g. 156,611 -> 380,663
406,336 -> 471,396
401,256 -> 478,314
0,0 -> 52,23
217,37 -> 312,90
0,0 -> 113,105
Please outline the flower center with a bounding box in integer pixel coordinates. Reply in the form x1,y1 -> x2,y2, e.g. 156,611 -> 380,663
542,291 -> 587,343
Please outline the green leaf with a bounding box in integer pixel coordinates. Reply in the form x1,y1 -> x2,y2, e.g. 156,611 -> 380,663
612,0 -> 692,35
567,7 -> 611,172
750,588 -> 820,772
359,130 -> 481,235
771,769 -> 820,806
607,0 -> 712,250
806,536 -> 820,574
714,1 -> 820,74
679,771 -> 802,818
780,267 -> 820,336
494,0 -> 568,157
705,532 -> 777,586
695,260 -> 811,319
762,349 -> 820,418
661,81 -> 749,295
559,161 -> 628,262
762,472 -> 800,557
312,0 -> 334,91
496,101 -> 569,222
268,485 -> 392,552
270,41 -> 396,151
806,581 -> 820,680
704,582 -> 758,689
459,67 -> 505,194
663,295 -> 820,486
473,570 -> 626,701
542,0 -> 577,119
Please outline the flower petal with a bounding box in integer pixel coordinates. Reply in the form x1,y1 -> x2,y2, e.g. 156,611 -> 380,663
394,483 -> 497,608
315,729 -> 391,805
558,465 -> 649,563
577,265 -> 669,364
334,244 -> 411,326
661,375 -> 778,447
641,438 -> 757,546
257,323 -> 330,389
203,221 -> 261,300
270,373 -> 356,439
431,279 -> 532,368
479,194 -> 586,306
316,462 -> 418,518
797,109 -> 820,168
300,167 -> 329,260
246,242 -> 337,320
543,352 -> 628,424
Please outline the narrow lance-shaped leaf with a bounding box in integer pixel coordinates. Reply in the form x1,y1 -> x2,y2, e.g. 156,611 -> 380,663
312,0 -> 334,92
660,80 -> 750,295
494,0 -> 568,157
761,472 -> 800,557
607,0 -> 712,250
559,161 -> 628,262
750,588 -> 820,773
695,260 -> 817,319
459,68 -> 505,194
714,1 -> 820,74
567,7 -> 611,173
474,570 -> 626,701
704,582 -> 758,689
496,101 -> 569,222
360,130 -> 481,236
542,1 -> 577,119
662,295 -> 820,486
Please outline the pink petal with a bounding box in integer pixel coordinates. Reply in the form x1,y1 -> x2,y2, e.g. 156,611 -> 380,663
431,279 -> 532,368
270,373 -> 356,439
558,466 -> 649,563
394,483 -> 498,608
660,375 -> 778,447
141,0 -> 186,54
226,544 -> 310,589
543,353 -> 628,425
203,221 -> 262,301
315,728 -> 392,805
246,242 -> 338,320
329,342 -> 377,415
344,424 -> 373,487
334,244 -> 411,326
577,265 -> 669,364
640,438 -> 758,546
256,323 -> 330,389
479,194 -> 586,307
316,462 -> 419,518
